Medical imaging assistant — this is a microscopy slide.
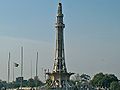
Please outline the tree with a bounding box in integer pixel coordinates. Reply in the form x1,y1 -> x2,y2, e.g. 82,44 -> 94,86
28,78 -> 43,88
70,73 -> 82,88
34,77 -> 44,87
13,81 -> 20,89
70,73 -> 91,89
0,80 -> 7,89
110,81 -> 120,90
36,80 -> 44,87
102,74 -> 118,88
90,73 -> 118,88
28,78 -> 35,88
90,72 -> 105,87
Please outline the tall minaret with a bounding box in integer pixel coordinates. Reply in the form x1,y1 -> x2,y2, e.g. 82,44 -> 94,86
53,2 -> 66,73
46,2 -> 74,88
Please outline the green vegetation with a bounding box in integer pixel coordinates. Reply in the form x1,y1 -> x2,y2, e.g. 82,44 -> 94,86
0,78 -> 44,89
90,72 -> 118,88
0,73 -> 120,90
110,81 -> 120,90
71,74 -> 92,89
71,73 -> 120,90
0,80 -> 7,89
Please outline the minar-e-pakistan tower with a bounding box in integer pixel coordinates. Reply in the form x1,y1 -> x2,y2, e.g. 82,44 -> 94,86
46,2 -> 74,89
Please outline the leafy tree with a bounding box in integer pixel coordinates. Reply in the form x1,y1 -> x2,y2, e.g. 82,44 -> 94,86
70,73 -> 91,89
34,76 -> 43,87
36,80 -> 44,87
0,80 -> 7,89
13,81 -> 20,89
28,77 -> 43,88
90,73 -> 118,88
70,73 -> 82,88
0,82 -> 3,89
103,74 -> 118,88
28,78 -> 35,88
90,72 -> 105,87
110,81 -> 120,90
23,80 -> 28,87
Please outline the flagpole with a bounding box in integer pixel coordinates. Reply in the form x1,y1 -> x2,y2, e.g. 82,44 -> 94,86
8,52 -> 10,89
8,52 -> 10,83
36,52 -> 38,79
21,47 -> 23,90
31,59 -> 32,79
13,63 -> 14,82
36,52 -> 38,90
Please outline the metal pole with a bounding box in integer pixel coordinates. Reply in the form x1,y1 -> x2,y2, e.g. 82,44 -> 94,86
36,52 -> 38,90
13,62 -> 15,90
13,63 -> 14,82
8,52 -> 10,89
21,47 -> 23,90
44,69 -> 47,82
31,60 -> 32,79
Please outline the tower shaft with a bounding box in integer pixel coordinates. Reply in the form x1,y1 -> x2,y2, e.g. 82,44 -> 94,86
53,3 -> 66,73
46,3 -> 74,88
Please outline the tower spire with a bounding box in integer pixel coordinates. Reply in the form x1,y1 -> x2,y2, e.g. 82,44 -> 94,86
46,2 -> 74,89
58,2 -> 62,15
54,1 -> 66,73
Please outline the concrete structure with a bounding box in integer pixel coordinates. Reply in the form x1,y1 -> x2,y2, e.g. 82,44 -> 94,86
46,2 -> 74,89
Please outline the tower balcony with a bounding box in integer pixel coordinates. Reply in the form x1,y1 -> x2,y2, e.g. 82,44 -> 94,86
55,23 -> 65,28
